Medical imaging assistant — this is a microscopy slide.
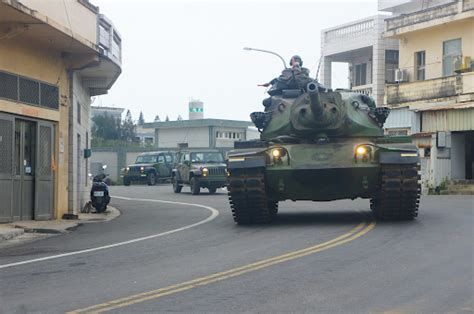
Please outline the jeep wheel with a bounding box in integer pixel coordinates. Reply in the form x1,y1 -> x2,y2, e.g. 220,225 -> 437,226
173,177 -> 183,193
123,177 -> 131,186
190,177 -> 200,195
208,187 -> 217,194
147,172 -> 157,186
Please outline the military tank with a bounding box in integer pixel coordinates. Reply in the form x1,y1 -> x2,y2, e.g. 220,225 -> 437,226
227,60 -> 421,225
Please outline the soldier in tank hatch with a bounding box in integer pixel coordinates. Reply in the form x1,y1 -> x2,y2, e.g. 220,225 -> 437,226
259,55 -> 312,94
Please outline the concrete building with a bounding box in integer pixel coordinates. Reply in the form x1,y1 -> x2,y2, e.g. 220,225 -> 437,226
320,15 -> 399,106
91,106 -> 124,122
381,0 -> 474,190
145,119 -> 258,150
0,0 -> 121,222
135,124 -> 155,146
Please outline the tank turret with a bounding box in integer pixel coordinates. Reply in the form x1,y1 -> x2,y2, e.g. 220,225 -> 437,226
252,80 -> 389,141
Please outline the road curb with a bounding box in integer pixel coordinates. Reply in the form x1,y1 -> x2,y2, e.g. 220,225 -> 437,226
0,206 -> 121,245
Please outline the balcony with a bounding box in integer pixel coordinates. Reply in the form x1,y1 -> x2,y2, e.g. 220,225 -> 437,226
80,14 -> 122,96
384,0 -> 474,36
385,72 -> 474,106
322,16 -> 379,56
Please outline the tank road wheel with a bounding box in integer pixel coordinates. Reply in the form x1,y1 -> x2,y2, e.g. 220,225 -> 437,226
147,172 -> 157,186
190,177 -> 201,195
371,164 -> 421,220
227,168 -> 275,225
268,201 -> 278,217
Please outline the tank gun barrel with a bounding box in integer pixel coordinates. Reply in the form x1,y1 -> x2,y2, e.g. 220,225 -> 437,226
307,81 -> 323,118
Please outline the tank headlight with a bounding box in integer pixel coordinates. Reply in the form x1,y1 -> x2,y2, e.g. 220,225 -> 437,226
354,145 -> 371,162
356,146 -> 367,155
202,167 -> 209,177
272,149 -> 281,158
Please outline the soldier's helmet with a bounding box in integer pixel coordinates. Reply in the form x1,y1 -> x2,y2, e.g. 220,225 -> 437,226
289,55 -> 303,67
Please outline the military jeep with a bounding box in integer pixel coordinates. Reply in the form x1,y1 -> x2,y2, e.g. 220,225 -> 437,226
172,150 -> 227,195
122,151 -> 175,186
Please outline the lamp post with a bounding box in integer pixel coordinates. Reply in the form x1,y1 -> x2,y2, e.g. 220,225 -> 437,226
243,47 -> 287,69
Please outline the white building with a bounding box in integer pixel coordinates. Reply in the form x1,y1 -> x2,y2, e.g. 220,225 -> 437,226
144,119 -> 258,150
320,15 -> 399,106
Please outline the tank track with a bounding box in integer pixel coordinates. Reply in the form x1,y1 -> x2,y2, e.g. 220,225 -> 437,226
370,164 -> 421,220
228,168 -> 277,224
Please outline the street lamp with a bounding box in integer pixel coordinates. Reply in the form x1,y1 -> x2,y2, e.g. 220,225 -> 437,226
243,47 -> 287,69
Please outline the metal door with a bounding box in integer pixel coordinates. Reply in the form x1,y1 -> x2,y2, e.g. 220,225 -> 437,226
13,120 -> 36,220
35,121 -> 54,220
0,114 -> 14,222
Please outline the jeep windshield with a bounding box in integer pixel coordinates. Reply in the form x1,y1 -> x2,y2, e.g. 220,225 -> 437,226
135,155 -> 158,163
190,152 -> 224,163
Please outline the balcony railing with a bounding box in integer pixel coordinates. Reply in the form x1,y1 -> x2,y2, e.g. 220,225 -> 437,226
352,84 -> 373,96
464,0 -> 474,11
324,19 -> 375,44
385,73 -> 474,105
385,1 -> 459,31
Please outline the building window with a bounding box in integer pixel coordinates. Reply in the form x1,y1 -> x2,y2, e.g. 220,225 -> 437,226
415,51 -> 426,81
355,63 -> 367,86
112,33 -> 121,61
99,24 -> 109,47
443,38 -> 462,76
385,50 -> 399,83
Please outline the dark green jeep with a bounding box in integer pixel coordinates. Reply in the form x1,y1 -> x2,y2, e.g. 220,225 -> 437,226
172,150 -> 227,195
122,151 -> 175,186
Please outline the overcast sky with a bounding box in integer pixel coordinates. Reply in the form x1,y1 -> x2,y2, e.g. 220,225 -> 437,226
92,0 -> 378,122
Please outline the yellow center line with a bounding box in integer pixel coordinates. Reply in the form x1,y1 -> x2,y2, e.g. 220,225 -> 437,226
68,220 -> 375,314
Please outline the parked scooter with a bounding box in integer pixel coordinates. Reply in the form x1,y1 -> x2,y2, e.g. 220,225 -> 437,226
90,165 -> 111,213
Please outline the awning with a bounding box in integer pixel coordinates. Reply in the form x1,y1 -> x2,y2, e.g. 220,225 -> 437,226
411,102 -> 474,112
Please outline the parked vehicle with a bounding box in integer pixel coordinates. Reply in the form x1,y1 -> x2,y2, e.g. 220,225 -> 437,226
90,165 -> 111,213
172,150 -> 227,195
122,151 -> 175,186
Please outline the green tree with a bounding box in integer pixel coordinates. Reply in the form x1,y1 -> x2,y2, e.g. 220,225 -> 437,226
91,113 -> 121,140
121,109 -> 136,142
138,111 -> 145,126
165,115 -> 170,122
154,115 -> 161,122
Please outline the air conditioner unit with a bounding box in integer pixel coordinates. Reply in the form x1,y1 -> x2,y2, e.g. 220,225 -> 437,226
395,69 -> 408,82
455,56 -> 472,73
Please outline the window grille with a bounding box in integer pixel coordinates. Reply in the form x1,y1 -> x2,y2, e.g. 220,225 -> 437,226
40,83 -> 59,109
0,72 -> 18,101
38,126 -> 52,176
0,119 -> 13,174
19,77 -> 40,105
0,71 -> 58,110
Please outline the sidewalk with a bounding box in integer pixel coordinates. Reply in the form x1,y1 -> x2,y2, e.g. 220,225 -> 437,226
0,206 -> 120,246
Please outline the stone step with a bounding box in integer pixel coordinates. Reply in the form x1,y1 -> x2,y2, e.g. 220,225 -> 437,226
449,179 -> 474,185
440,190 -> 474,195
447,184 -> 474,192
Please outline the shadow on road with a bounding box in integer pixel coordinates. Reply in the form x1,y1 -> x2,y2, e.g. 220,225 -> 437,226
260,211 -> 371,227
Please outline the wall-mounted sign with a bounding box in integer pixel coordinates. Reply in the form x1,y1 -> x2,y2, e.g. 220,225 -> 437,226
437,131 -> 446,148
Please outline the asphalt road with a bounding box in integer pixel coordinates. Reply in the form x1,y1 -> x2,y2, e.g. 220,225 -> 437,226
0,184 -> 472,313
